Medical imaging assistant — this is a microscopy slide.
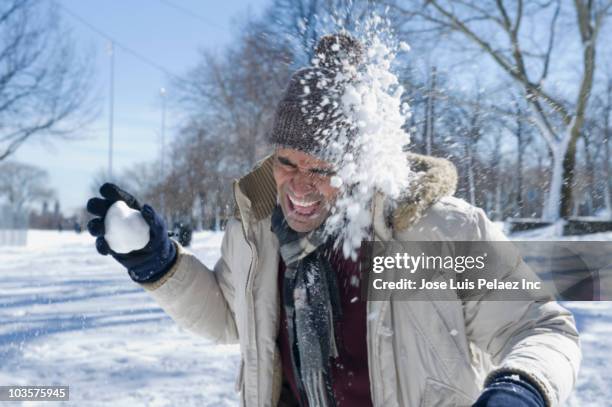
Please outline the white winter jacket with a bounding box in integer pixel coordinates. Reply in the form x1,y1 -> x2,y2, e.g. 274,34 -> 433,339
141,153 -> 580,407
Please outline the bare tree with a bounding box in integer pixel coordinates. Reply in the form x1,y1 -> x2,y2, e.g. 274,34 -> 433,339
464,96 -> 484,206
176,19 -> 293,170
0,0 -> 94,161
266,0 -> 374,66
596,77 -> 612,215
389,0 -> 612,220
508,97 -> 534,217
422,65 -> 437,156
581,124 -> 597,215
0,161 -> 53,218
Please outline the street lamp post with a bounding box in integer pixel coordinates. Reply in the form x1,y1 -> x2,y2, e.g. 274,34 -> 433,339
159,87 -> 167,219
160,87 -> 166,179
108,41 -> 115,180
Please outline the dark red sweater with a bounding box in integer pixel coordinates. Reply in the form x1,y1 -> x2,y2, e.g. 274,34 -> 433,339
276,249 -> 373,407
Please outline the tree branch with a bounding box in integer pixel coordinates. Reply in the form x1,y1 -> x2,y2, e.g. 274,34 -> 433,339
539,0 -> 561,83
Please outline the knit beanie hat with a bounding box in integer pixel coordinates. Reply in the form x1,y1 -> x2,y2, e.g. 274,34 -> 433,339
268,33 -> 364,159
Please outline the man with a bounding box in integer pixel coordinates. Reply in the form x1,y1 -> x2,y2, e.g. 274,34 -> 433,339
87,34 -> 580,407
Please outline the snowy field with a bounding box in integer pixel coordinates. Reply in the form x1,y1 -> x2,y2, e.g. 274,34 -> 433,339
1,228 -> 611,406
0,231 -> 240,406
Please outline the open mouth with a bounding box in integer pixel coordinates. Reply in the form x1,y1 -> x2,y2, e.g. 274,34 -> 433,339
286,193 -> 322,219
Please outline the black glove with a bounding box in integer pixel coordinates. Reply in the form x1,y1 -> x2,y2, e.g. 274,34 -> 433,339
87,183 -> 177,283
472,373 -> 546,407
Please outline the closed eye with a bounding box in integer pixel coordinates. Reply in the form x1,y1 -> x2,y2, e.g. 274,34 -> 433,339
275,154 -> 336,177
276,156 -> 297,168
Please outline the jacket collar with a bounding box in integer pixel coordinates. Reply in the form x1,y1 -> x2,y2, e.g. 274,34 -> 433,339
233,152 -> 457,232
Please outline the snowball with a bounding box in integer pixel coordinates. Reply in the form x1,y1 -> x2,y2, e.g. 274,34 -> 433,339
104,201 -> 150,254
399,42 -> 411,52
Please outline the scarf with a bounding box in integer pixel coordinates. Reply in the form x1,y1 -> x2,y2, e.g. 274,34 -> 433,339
271,205 -> 342,407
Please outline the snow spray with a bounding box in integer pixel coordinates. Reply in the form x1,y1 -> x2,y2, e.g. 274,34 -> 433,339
298,14 -> 415,259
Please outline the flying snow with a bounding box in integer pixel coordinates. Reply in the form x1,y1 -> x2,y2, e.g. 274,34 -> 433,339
306,15 -> 414,259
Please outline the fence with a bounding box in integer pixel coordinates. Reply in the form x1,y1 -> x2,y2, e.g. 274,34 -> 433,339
0,204 -> 28,246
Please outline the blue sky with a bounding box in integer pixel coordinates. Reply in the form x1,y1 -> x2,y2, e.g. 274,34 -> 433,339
14,0 -> 269,215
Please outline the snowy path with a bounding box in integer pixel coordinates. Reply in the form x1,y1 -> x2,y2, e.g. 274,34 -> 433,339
1,229 -> 610,406
0,231 -> 239,406
565,301 -> 612,406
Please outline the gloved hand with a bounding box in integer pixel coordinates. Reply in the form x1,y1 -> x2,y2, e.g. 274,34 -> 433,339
472,373 -> 546,407
87,183 -> 177,283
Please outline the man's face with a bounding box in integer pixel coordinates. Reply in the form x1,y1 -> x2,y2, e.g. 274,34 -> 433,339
272,148 -> 339,233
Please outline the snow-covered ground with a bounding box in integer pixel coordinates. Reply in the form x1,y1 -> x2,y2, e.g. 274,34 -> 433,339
0,230 -> 239,406
1,228 -> 610,406
511,225 -> 612,406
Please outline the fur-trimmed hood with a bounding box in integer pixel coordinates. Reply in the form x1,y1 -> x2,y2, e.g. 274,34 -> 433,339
234,152 -> 458,232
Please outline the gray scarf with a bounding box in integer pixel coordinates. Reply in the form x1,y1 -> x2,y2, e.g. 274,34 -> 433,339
271,205 -> 342,407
